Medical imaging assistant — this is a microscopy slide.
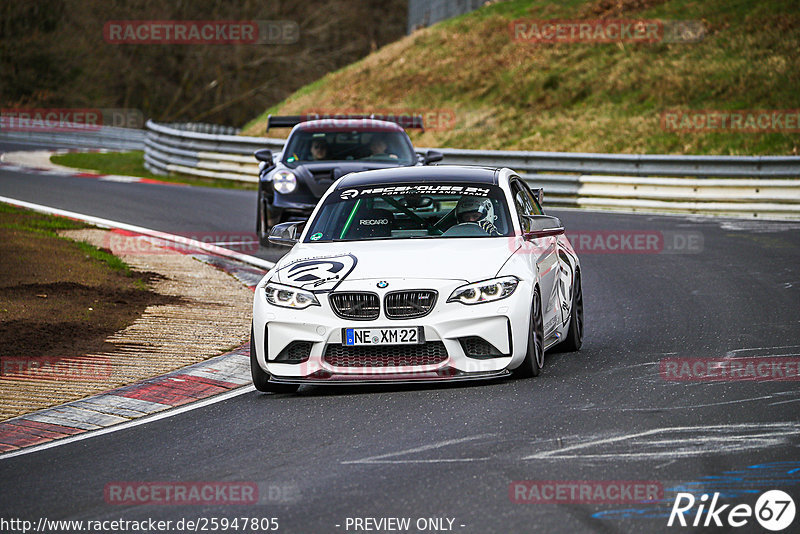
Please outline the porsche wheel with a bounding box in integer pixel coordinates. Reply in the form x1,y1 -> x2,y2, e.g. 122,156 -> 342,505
257,191 -> 286,247
256,191 -> 271,247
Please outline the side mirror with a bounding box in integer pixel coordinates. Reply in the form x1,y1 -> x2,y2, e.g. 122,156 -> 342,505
523,215 -> 564,240
268,221 -> 305,247
255,149 -> 275,177
254,149 -> 274,163
423,150 -> 443,165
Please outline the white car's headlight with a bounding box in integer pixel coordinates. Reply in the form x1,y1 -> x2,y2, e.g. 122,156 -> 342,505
273,171 -> 297,194
447,276 -> 519,305
264,282 -> 319,309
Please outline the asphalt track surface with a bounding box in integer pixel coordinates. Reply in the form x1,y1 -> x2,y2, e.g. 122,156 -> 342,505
0,141 -> 285,265
1,142 -> 799,533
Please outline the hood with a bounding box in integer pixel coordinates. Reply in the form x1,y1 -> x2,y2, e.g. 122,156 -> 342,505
293,161 -> 408,197
272,238 -> 519,292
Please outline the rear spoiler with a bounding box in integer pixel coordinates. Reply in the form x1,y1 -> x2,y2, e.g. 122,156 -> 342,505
267,113 -> 425,132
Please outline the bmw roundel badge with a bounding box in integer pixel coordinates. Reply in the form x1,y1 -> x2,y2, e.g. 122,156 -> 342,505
377,281 -> 389,288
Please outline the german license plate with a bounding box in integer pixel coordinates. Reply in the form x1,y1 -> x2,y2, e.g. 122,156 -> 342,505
343,327 -> 422,346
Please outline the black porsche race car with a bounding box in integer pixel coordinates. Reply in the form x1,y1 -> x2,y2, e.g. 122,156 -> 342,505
254,114 -> 443,246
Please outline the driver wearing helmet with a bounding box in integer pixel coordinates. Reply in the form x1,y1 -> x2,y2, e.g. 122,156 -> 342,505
455,195 -> 501,236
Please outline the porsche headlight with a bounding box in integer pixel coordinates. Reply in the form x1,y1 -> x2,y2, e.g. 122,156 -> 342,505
447,276 -> 519,305
264,282 -> 319,309
273,171 -> 297,194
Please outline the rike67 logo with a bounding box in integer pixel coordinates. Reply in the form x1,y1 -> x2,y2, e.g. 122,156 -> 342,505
668,490 -> 795,531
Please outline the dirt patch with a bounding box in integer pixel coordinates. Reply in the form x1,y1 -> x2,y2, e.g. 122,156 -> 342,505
0,279 -> 181,358
0,205 -> 256,420
0,207 -> 180,360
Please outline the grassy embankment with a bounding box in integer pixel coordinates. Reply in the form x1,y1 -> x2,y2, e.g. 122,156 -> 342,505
243,0 -> 800,155
53,0 -> 800,184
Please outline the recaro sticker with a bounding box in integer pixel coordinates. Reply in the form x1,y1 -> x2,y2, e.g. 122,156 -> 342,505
277,254 -> 357,292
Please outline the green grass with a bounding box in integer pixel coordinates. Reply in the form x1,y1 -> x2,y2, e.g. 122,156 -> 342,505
51,151 -> 256,190
73,240 -> 131,275
0,203 -> 131,276
241,0 -> 800,155
51,151 -> 158,179
0,208 -> 87,233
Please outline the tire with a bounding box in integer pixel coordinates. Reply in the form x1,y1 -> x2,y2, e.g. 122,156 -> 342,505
559,271 -> 583,352
256,191 -> 279,247
256,189 -> 284,247
256,191 -> 270,247
250,324 -> 300,394
514,288 -> 545,378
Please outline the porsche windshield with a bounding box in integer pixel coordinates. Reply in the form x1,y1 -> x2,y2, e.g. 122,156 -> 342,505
282,130 -> 416,167
303,183 -> 514,242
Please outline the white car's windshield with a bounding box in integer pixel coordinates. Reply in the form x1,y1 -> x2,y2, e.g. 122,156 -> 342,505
283,130 -> 416,167
303,183 -> 514,242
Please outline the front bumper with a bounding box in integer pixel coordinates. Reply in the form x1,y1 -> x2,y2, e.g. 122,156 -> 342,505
269,370 -> 511,385
252,277 -> 533,383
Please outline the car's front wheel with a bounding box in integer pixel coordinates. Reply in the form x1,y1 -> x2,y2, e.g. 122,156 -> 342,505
250,324 -> 300,394
256,191 -> 270,247
256,189 -> 285,247
513,288 -> 544,378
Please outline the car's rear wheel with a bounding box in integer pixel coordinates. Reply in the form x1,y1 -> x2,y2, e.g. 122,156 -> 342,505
514,288 -> 544,378
250,324 -> 300,394
559,271 -> 583,352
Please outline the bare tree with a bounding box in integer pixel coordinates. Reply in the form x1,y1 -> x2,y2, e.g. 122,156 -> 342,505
0,0 -> 408,126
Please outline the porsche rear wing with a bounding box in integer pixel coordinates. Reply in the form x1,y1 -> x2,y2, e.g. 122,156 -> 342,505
267,113 -> 425,131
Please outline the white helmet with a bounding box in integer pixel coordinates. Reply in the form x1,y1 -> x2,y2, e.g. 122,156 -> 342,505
455,195 -> 495,225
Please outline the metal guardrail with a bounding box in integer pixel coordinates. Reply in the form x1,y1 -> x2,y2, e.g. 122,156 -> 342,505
156,122 -> 240,136
144,120 -> 281,182
432,147 -> 800,178
139,120 -> 800,219
0,124 -> 145,151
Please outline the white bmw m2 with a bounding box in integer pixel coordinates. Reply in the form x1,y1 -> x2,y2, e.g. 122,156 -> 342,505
251,166 -> 582,392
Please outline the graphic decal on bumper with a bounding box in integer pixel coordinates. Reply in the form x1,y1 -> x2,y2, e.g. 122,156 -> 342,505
277,254 -> 357,292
